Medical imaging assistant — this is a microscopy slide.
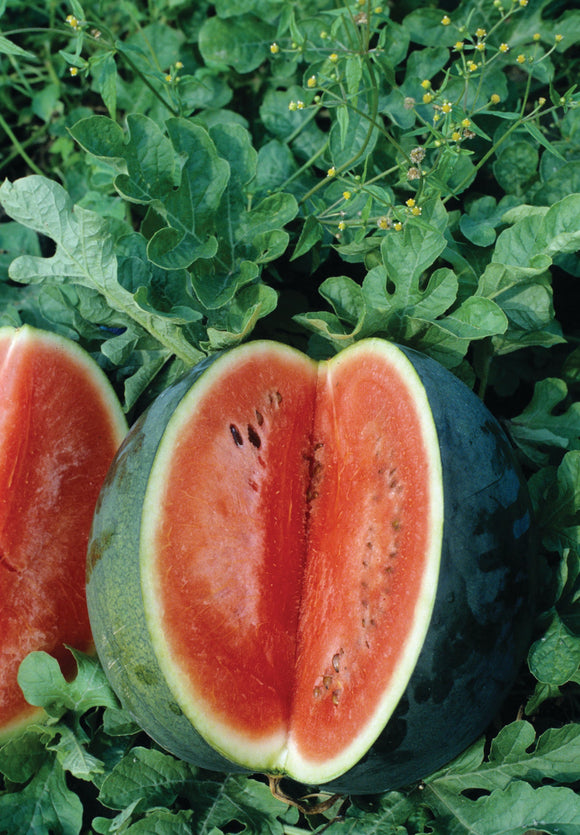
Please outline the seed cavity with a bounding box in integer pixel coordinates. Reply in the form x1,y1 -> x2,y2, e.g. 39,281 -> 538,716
255,409 -> 264,426
247,424 -> 261,448
332,653 -> 341,673
332,689 -> 341,705
230,424 -> 243,446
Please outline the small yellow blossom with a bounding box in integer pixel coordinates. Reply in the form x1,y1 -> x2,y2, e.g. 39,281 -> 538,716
555,33 -> 563,42
327,166 -> 336,177
519,0 -> 528,5
307,75 -> 317,88
476,28 -> 487,38
475,41 -> 486,51
175,61 -> 183,69
297,100 -> 305,109
533,32 -> 541,41
422,92 -> 434,104
517,53 -> 526,63
490,93 -> 501,104
394,221 -> 403,231
329,53 -> 339,63
270,43 -> 280,54
441,100 -> 452,114
165,73 -> 173,82
66,14 -> 80,29
467,60 -> 478,72
421,79 -> 431,89
454,41 -> 464,50
433,113 -> 441,123
451,130 -> 461,141
69,66 -> 78,76
410,206 -> 422,216
441,15 -> 451,25
338,221 -> 346,231
343,191 -> 352,200
461,118 -> 471,128
406,198 -> 416,208
374,5 -> 383,12
377,216 -> 391,230
320,31 -> 328,39
538,97 -> 546,106
288,101 -> 298,111
499,43 -> 509,53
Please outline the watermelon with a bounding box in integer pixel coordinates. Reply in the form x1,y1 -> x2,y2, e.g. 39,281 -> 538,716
0,325 -> 127,738
87,338 -> 534,793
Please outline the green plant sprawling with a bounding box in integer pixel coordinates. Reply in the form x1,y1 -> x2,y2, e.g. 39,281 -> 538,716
0,0 -> 579,831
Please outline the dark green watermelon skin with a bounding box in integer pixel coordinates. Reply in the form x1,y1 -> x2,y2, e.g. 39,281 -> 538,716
326,347 -> 535,795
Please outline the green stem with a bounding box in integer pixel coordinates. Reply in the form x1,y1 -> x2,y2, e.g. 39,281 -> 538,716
0,112 -> 44,176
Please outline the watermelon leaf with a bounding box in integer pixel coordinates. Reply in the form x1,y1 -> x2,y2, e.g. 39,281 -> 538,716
0,757 -> 83,835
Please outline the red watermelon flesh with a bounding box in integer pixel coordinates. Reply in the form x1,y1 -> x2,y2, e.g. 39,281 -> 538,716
139,341 -> 442,781
0,326 -> 126,736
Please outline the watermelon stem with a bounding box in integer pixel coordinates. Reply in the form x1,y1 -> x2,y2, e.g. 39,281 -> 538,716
267,774 -> 344,816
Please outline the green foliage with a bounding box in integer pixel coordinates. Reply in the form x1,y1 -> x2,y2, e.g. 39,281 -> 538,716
0,0 -> 580,831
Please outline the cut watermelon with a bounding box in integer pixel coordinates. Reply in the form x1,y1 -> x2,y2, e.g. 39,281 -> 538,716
87,339 -> 534,792
0,325 -> 127,738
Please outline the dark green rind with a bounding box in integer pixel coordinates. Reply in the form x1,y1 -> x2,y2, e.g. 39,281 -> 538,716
86,353 -> 246,774
325,346 -> 534,795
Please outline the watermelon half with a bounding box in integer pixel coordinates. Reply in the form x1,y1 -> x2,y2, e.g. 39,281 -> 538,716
0,325 -> 127,738
87,338 -> 534,792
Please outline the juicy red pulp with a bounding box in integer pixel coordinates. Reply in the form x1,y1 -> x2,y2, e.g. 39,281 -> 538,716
149,346 -> 435,766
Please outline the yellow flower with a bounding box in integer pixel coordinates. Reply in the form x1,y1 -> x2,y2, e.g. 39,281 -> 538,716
490,93 -> 501,104
394,221 -> 403,231
406,198 -> 416,208
421,79 -> 431,89
538,97 -> 546,106
175,61 -> 183,69
499,43 -> 509,53
270,43 -> 280,54
517,53 -> 526,63
327,166 -> 336,177
66,14 -> 80,29
467,60 -> 478,72
297,100 -> 305,109
69,66 -> 79,76
377,216 -> 391,230
288,101 -> 298,111
461,118 -> 471,128
441,100 -> 452,114
519,0 -> 528,5
441,15 -> 451,25
343,191 -> 352,200
422,92 -> 434,104
165,73 -> 173,82
454,41 -> 464,50
329,53 -> 339,63
533,32 -> 541,41
411,206 -> 422,216
475,41 -> 486,51
451,130 -> 461,141
307,75 -> 317,88
476,28 -> 487,38
338,221 -> 346,231
555,34 -> 563,42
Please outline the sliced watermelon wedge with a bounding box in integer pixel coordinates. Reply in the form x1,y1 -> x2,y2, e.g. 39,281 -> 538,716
0,325 -> 127,737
